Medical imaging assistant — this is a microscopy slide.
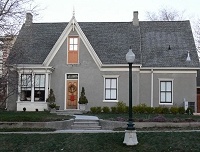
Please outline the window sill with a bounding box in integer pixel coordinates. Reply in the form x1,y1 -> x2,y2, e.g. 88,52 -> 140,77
103,100 -> 119,103
159,102 -> 173,105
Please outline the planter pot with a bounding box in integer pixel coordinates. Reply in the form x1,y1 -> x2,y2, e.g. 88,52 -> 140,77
79,104 -> 86,111
50,108 -> 56,113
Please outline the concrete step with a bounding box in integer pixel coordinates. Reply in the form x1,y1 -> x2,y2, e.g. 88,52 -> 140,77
71,125 -> 102,130
73,121 -> 100,127
54,110 -> 84,115
71,116 -> 102,130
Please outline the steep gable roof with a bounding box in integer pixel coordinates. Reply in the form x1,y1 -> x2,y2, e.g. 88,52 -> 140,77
140,21 -> 199,67
79,22 -> 141,64
8,19 -> 199,68
8,23 -> 67,64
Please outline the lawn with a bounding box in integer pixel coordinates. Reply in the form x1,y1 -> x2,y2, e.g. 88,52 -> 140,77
0,111 -> 73,122
90,113 -> 200,122
0,132 -> 200,152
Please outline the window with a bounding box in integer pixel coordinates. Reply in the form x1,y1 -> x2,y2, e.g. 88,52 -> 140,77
20,74 -> 46,102
20,74 -> 32,101
105,78 -> 117,100
34,74 -> 45,101
160,81 -> 172,104
67,36 -> 79,64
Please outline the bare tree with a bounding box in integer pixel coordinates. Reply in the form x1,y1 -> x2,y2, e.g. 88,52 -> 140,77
146,7 -> 187,21
0,0 -> 38,36
0,0 -> 39,109
146,7 -> 200,59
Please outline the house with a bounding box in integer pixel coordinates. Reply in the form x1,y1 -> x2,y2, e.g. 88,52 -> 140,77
0,36 -> 16,108
7,12 -> 199,112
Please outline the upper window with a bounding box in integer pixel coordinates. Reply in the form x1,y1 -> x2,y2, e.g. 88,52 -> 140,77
160,81 -> 173,104
67,36 -> 79,64
104,78 -> 118,101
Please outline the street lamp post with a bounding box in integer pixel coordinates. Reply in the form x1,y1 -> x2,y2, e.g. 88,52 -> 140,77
123,47 -> 138,146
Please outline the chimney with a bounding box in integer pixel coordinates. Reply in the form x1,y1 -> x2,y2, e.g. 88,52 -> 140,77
133,11 -> 139,26
25,13 -> 33,26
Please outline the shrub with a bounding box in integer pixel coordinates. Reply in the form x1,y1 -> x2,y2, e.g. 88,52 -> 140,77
111,107 -> 117,113
102,106 -> 110,113
178,107 -> 185,114
162,107 -> 170,114
90,107 -> 97,113
145,107 -> 154,114
133,104 -> 147,114
125,106 -> 129,113
170,107 -> 179,114
78,87 -> 88,104
186,107 -> 193,115
96,107 -> 102,113
116,101 -> 126,113
154,107 -> 163,114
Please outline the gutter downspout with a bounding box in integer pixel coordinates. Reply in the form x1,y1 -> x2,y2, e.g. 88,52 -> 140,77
151,69 -> 154,107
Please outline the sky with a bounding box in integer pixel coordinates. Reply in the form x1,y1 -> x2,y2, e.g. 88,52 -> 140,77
33,0 -> 200,23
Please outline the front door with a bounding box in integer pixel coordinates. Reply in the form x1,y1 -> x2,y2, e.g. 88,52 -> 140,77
197,88 -> 200,113
66,74 -> 78,109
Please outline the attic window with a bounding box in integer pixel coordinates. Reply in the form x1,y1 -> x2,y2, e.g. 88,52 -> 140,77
67,36 -> 79,64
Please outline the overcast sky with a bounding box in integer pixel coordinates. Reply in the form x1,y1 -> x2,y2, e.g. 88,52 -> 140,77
33,0 -> 200,22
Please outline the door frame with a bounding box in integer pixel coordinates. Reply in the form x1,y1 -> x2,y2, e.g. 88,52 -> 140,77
65,73 -> 79,110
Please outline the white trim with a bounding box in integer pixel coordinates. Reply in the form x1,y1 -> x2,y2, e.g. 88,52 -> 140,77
43,17 -> 102,69
103,76 -> 119,102
103,100 -> 119,103
141,67 -> 200,70
67,36 -> 80,65
159,79 -> 174,105
150,69 -> 153,107
31,73 -> 34,102
140,70 -> 198,74
102,75 -> 120,78
45,73 -> 49,102
65,73 -> 79,110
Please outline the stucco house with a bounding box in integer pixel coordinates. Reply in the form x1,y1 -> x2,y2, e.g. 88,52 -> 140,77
7,12 -> 199,112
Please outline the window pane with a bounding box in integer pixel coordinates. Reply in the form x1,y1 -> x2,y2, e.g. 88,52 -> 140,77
70,38 -> 73,44
69,45 -> 73,50
105,79 -> 110,88
166,93 -> 172,102
111,79 -> 116,88
111,90 -> 116,99
105,90 -> 110,99
74,38 -> 78,44
160,92 -> 165,102
40,75 -> 45,87
166,82 -> 171,91
35,75 -> 40,87
74,45 -> 78,51
160,82 -> 165,91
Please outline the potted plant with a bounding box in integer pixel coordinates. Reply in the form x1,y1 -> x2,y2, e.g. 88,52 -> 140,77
78,87 -> 88,111
46,89 -> 57,112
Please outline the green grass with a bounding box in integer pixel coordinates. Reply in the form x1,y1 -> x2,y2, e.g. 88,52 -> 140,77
0,128 -> 56,132
0,111 -> 73,122
0,132 -> 200,151
89,113 -> 200,122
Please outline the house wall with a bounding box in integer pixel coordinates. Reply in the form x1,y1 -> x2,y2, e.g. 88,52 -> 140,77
139,71 -> 197,110
49,30 -> 140,110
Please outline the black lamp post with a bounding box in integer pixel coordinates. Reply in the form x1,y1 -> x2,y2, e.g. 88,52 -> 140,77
125,47 -> 135,130
123,47 -> 138,146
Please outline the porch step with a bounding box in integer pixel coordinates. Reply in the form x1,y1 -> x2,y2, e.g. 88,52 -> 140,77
54,110 -> 84,115
71,116 -> 102,130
